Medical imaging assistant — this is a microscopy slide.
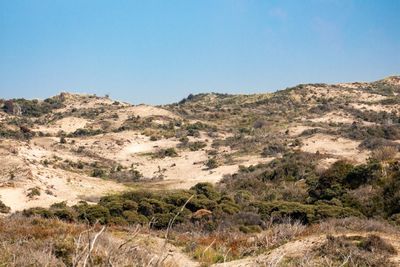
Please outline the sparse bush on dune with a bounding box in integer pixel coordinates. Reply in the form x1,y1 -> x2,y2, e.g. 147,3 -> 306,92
68,127 -> 104,137
153,147 -> 178,158
205,158 -> 219,169
26,187 -> 41,198
0,199 -> 10,214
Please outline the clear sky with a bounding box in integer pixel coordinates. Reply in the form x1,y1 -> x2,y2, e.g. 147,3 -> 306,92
0,0 -> 399,104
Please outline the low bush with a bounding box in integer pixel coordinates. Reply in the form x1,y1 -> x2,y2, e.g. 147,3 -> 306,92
27,187 -> 41,198
153,148 -> 178,158
188,141 -> 207,151
68,128 -> 103,137
205,158 -> 219,169
261,142 -> 286,157
0,199 -> 10,213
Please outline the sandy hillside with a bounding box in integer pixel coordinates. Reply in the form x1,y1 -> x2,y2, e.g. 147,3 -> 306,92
0,76 -> 399,212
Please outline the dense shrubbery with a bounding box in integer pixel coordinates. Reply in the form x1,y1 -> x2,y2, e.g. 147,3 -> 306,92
359,137 -> 400,150
3,98 -> 64,117
339,124 -> 400,140
21,151 -> 400,232
0,126 -> 34,140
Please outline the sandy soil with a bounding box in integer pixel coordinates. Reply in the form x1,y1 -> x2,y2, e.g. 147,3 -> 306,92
0,164 -> 126,212
35,117 -> 90,134
286,125 -> 317,137
309,111 -> 355,124
301,134 -> 368,162
351,103 -> 399,113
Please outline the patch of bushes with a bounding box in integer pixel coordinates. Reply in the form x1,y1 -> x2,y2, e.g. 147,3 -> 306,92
3,98 -> 64,117
187,141 -> 207,151
261,141 -> 286,157
0,124 -> 35,140
340,124 -> 400,140
308,160 -> 382,202
20,153 -> 400,233
359,137 -> 400,150
251,201 -> 362,224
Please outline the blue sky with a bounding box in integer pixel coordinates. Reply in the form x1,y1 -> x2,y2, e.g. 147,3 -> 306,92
0,0 -> 399,104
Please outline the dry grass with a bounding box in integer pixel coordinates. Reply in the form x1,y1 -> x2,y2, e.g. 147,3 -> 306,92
0,215 -> 175,267
170,219 -> 306,265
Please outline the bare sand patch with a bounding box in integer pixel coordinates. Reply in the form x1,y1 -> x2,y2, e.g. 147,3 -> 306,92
301,134 -> 368,162
0,164 -> 126,212
351,103 -> 398,113
309,111 -> 355,124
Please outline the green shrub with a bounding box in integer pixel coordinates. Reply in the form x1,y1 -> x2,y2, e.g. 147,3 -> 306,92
122,200 -> 138,211
251,201 -> 362,224
122,210 -> 148,225
53,208 -> 76,222
187,141 -> 207,151
92,168 -> 106,178
344,162 -> 382,189
308,161 -> 354,201
23,207 -> 54,218
191,183 -> 220,200
383,175 -> 400,217
252,201 -> 315,223
0,199 -> 10,213
4,98 -> 64,117
205,158 -> 219,169
313,204 -> 363,221
27,187 -> 41,198
68,128 -> 103,137
152,213 -> 175,229
153,148 -> 178,158
77,205 -> 110,224
138,200 -> 154,216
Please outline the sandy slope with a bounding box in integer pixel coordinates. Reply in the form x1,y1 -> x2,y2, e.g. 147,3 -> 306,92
212,231 -> 400,267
